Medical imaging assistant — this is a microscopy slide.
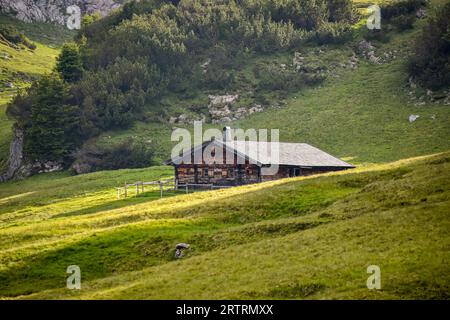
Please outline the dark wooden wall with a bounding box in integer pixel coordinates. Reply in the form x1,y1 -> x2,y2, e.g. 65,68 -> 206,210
175,164 -> 351,186
176,164 -> 260,186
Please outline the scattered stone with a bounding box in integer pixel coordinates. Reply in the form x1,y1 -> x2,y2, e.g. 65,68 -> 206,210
416,8 -> 426,19
409,115 -> 420,123
175,243 -> 190,259
209,94 -> 239,106
357,40 -> 381,64
357,40 -> 374,53
201,58 -> 211,74
368,51 -> 381,64
409,77 -> 417,89
347,54 -> 359,69
293,52 -> 304,71
169,114 -> 205,125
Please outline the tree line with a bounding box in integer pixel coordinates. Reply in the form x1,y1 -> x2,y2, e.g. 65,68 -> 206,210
8,0 -> 446,171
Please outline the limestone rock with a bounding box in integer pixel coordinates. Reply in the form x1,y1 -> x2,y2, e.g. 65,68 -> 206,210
293,52 -> 304,71
409,114 -> 420,123
169,114 -> 205,125
0,0 -> 122,25
207,94 -> 263,123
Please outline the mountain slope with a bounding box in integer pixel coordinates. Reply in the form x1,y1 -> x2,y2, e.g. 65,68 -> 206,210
0,151 -> 448,299
1,0 -> 449,175
94,1 -> 450,165
0,15 -> 75,170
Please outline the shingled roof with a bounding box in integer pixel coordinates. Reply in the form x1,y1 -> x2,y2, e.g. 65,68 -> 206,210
223,141 -> 354,168
167,139 -> 354,168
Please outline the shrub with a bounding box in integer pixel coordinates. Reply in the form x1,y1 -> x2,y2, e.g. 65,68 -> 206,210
99,139 -> 155,170
56,43 -> 84,83
73,58 -> 166,134
390,14 -> 415,31
202,65 -> 236,90
72,138 -> 156,173
7,74 -> 83,162
314,22 -> 353,45
254,62 -> 325,92
381,0 -> 426,20
408,2 -> 450,90
362,28 -> 391,43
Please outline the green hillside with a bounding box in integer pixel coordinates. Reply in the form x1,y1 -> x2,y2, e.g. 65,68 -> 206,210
0,0 -> 448,301
0,0 -> 449,172
0,151 -> 448,299
0,15 -> 75,170
104,36 -> 450,165
92,0 -> 450,165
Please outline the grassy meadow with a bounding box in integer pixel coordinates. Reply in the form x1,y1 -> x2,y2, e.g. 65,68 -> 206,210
0,151 -> 448,299
0,0 -> 449,300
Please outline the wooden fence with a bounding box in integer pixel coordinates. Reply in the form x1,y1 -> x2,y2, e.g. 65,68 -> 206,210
116,180 -> 233,199
116,179 -> 175,199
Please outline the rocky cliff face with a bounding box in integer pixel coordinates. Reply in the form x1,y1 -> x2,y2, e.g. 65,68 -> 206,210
0,0 -> 122,25
0,126 -> 65,181
0,127 -> 24,182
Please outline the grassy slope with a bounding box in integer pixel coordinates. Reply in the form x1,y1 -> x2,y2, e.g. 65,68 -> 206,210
0,15 -> 74,170
97,9 -> 450,165
1,1 -> 449,167
0,151 -> 448,299
236,49 -> 450,164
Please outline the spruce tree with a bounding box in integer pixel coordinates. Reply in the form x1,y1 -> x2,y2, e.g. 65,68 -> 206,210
24,74 -> 81,161
56,43 -> 83,83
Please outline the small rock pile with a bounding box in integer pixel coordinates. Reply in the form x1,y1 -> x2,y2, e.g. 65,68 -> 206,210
169,114 -> 206,125
293,52 -> 305,71
357,40 -> 381,64
407,77 -> 450,106
207,94 -> 263,123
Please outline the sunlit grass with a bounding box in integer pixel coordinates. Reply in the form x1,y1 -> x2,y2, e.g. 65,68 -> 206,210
0,152 -> 448,299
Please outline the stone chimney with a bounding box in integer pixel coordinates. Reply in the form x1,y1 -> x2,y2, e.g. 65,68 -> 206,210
223,126 -> 232,142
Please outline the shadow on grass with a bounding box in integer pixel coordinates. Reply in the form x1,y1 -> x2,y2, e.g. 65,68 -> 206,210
52,191 -> 184,219
0,210 -> 328,298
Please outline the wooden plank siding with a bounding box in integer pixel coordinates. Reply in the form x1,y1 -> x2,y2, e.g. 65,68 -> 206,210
176,163 -> 350,186
176,164 -> 260,186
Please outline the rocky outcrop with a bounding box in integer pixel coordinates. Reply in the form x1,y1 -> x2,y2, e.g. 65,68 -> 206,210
207,94 -> 264,123
357,40 -> 381,64
0,126 -> 64,181
0,127 -> 24,182
14,160 -> 64,178
0,0 -> 122,25
208,94 -> 239,123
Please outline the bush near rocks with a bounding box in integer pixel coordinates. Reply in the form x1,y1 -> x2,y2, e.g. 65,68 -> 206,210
408,2 -> 450,90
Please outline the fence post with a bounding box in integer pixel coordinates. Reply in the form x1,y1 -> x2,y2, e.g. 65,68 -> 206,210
142,180 -> 144,193
124,182 -> 127,198
136,182 -> 139,197
160,181 -> 163,198
185,184 -> 188,194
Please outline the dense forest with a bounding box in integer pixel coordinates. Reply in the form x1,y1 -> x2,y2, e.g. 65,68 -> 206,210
5,0 -> 448,172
